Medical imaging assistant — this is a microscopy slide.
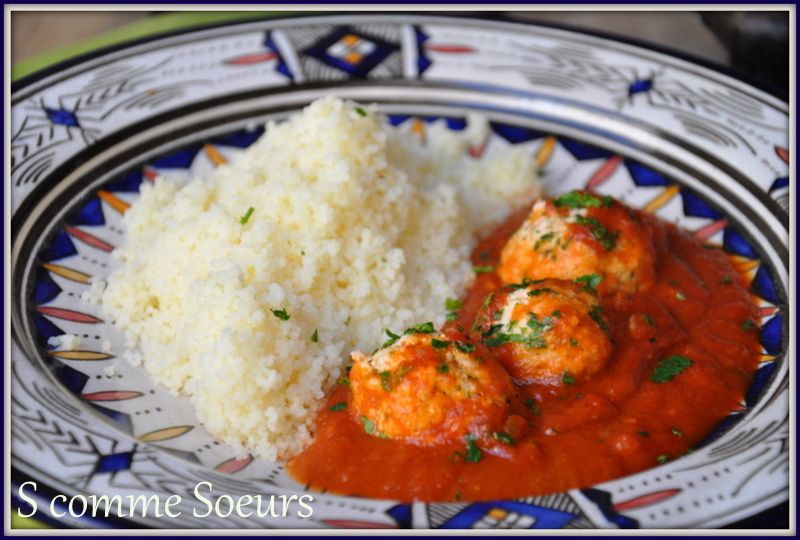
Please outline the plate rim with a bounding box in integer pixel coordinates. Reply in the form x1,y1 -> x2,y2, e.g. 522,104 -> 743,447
11,12 -> 789,105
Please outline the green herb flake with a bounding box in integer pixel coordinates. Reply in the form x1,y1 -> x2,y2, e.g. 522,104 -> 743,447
239,206 -> 255,225
651,355 -> 693,383
338,376 -> 350,387
327,402 -> 347,412
552,310 -> 562,318
310,329 -> 319,343
554,191 -> 614,209
354,106 -> 368,117
445,298 -> 463,311
574,273 -> 603,292
588,306 -> 609,332
437,363 -> 450,374
455,341 -> 476,353
431,338 -> 451,350
643,314 -> 654,326
379,370 -> 392,391
720,275 -> 732,285
361,416 -> 375,434
562,371 -> 576,385
528,287 -> 554,297
445,312 -> 458,322
473,265 -> 495,274
271,308 -> 290,321
534,232 -> 556,251
637,430 -> 650,438
525,398 -> 542,416
405,321 -> 435,335
493,432 -> 515,445
381,328 -> 401,349
656,454 -> 669,464
574,215 -> 619,251
672,427 -> 684,437
741,319 -> 756,331
464,435 -> 482,463
675,291 -> 687,301
569,338 -> 579,347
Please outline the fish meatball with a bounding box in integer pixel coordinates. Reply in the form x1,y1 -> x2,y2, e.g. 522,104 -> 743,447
497,191 -> 656,295
472,279 -> 612,385
349,329 -> 515,446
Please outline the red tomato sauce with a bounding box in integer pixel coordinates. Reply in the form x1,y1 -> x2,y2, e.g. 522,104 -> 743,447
287,206 -> 761,502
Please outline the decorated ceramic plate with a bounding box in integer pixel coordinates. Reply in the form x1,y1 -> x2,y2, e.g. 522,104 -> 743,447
10,14 -> 789,529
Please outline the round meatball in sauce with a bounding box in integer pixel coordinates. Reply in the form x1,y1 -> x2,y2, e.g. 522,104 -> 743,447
497,191 -> 657,295
472,279 -> 613,385
349,329 -> 515,446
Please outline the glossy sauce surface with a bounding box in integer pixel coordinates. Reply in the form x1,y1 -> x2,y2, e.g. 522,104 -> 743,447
287,206 -> 761,502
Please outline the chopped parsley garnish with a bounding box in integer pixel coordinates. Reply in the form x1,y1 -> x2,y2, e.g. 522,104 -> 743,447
464,434 -> 482,463
431,338 -> 450,349
239,206 -> 255,225
675,291 -> 687,301
574,215 -> 619,251
552,310 -> 562,317
575,273 -> 603,292
528,312 -> 556,333
337,376 -> 350,386
437,364 -> 450,374
569,338 -> 579,347
528,287 -> 553,297
651,355 -> 693,383
473,265 -> 495,274
656,454 -> 669,464
741,319 -> 756,331
534,232 -> 556,250
455,341 -> 476,353
354,106 -> 368,117
554,191 -> 614,209
445,298 -> 463,311
361,416 -> 375,434
445,312 -> 458,321
637,430 -> 650,438
310,329 -> 319,343
328,402 -> 347,412
643,314 -> 654,326
271,308 -> 290,320
405,321 -> 435,335
379,370 -> 392,391
588,306 -> 609,332
482,313 -> 553,349
525,398 -> 542,415
672,427 -> 683,437
493,432 -> 515,445
382,328 -> 401,348
562,371 -> 576,385
720,275 -> 732,285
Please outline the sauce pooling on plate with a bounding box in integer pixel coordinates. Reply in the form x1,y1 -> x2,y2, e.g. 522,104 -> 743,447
287,192 -> 761,502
